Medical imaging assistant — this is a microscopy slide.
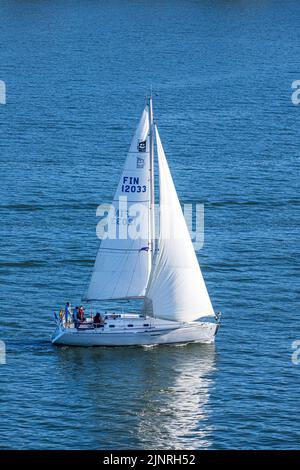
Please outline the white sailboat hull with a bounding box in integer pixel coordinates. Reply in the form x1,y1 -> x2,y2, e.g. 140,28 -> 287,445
52,317 -> 218,347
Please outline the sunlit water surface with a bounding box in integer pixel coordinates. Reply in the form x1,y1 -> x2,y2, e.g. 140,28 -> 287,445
0,0 -> 299,449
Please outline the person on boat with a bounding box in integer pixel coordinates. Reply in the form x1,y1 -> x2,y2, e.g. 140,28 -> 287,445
59,309 -> 64,323
65,302 -> 71,324
93,312 -> 103,328
78,306 -> 85,322
73,306 -> 79,327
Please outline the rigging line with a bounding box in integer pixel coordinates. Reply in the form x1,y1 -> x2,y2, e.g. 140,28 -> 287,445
112,199 -> 149,203
85,296 -> 145,302
127,150 -> 150,155
125,221 -> 151,299
126,248 -> 142,299
98,247 -> 152,252
110,243 -> 132,300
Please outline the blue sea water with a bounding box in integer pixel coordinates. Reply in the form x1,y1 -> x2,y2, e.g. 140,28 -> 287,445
0,0 -> 299,450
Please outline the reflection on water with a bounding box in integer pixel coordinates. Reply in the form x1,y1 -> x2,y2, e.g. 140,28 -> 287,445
136,344 -> 216,449
55,343 -> 216,449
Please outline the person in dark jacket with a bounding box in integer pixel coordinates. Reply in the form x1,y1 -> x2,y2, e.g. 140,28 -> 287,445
93,312 -> 103,328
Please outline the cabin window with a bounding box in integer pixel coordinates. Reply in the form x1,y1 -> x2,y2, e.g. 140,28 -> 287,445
143,323 -> 150,327
127,324 -> 134,327
109,325 -> 115,328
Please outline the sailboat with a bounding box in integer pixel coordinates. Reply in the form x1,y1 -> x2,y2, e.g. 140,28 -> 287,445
52,96 -> 220,347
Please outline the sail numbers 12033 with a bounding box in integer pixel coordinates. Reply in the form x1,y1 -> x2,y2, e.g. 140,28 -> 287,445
121,184 -> 147,193
121,176 -> 147,193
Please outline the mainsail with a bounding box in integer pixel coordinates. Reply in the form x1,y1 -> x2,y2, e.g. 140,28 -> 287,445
145,125 -> 215,322
85,106 -> 152,301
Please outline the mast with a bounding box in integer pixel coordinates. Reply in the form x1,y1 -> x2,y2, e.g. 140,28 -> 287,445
148,94 -> 155,259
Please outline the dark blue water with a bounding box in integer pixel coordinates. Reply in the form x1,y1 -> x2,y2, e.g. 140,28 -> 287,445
0,0 -> 299,449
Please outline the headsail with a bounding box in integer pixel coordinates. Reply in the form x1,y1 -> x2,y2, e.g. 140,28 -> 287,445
146,125 -> 214,322
85,106 -> 152,301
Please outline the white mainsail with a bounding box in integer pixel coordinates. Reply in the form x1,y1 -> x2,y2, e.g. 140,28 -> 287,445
85,106 -> 152,301
146,125 -> 214,322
